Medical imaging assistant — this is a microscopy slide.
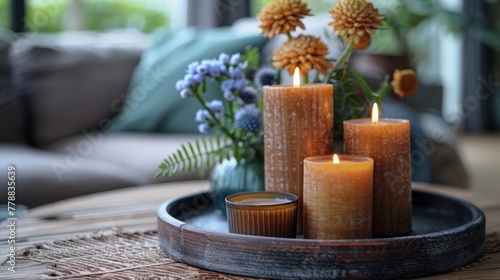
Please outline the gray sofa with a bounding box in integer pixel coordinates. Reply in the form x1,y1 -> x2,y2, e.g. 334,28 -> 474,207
0,31 -> 201,207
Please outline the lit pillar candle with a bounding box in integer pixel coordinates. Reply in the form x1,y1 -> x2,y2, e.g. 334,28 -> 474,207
303,154 -> 374,239
343,103 -> 412,237
263,68 -> 333,234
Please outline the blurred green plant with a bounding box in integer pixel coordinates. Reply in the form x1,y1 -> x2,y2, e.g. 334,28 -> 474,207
26,0 -> 67,32
0,0 -> 9,30
83,0 -> 168,33
252,0 -> 337,16
370,0 -> 500,63
21,0 -> 168,33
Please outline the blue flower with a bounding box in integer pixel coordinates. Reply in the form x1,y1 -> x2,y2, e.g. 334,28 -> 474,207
229,66 -> 243,79
221,79 -> 234,91
206,100 -> 223,113
196,63 -> 209,76
230,53 -> 241,66
254,67 -> 277,89
175,80 -> 187,91
180,88 -> 193,99
183,74 -> 196,87
238,86 -> 257,104
187,62 -> 200,74
234,105 -> 261,132
233,79 -> 247,90
218,63 -> 227,73
198,123 -> 209,134
195,109 -> 209,122
209,61 -> 222,77
219,53 -> 230,64
224,90 -> 236,101
192,73 -> 204,83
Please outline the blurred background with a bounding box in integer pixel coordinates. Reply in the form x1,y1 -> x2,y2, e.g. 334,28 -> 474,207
0,0 -> 499,206
2,0 -> 498,128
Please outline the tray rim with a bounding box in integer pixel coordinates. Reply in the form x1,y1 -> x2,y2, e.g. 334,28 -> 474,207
159,190 -> 483,243
157,189 -> 486,279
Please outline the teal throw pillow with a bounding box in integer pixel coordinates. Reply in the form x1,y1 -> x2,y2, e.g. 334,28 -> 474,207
107,27 -> 267,133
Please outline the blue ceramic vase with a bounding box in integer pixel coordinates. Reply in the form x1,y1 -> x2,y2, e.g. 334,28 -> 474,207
209,157 -> 265,214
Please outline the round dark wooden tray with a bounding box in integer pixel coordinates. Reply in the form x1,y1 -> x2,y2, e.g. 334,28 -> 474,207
157,190 -> 485,279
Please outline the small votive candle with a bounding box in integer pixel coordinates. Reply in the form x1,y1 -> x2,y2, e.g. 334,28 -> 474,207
225,191 -> 298,238
303,154 -> 374,239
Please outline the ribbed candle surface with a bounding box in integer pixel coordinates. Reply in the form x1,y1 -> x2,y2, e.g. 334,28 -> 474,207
303,154 -> 373,239
263,84 -> 333,234
226,192 -> 297,238
344,118 -> 412,236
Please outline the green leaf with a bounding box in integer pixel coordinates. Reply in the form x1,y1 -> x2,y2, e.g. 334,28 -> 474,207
195,140 -> 202,155
182,144 -> 193,170
156,137 -> 235,178
188,142 -> 198,169
202,139 -> 211,166
350,70 -> 373,97
241,45 -> 261,68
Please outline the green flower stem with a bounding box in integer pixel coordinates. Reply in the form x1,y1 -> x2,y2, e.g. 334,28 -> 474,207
194,93 -> 237,142
228,99 -> 235,124
277,68 -> 282,84
304,74 -> 309,84
313,72 -> 320,83
325,40 -> 354,83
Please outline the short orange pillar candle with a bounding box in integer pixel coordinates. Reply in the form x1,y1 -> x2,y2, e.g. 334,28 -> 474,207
303,154 -> 374,239
343,104 -> 412,237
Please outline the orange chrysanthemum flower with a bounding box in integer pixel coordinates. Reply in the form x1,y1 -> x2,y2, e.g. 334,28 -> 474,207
272,35 -> 333,76
328,0 -> 383,47
392,69 -> 419,96
257,0 -> 312,38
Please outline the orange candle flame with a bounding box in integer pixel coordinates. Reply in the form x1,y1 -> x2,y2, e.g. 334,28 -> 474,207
333,154 -> 340,164
372,103 -> 379,124
293,67 -> 300,87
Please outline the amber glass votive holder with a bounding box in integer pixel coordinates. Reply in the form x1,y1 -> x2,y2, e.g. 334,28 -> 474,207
225,191 -> 298,238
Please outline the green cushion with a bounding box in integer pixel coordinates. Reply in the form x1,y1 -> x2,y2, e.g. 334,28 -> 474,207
107,28 -> 267,133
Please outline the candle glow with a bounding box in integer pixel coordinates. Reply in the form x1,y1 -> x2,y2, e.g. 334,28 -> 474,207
372,103 -> 379,124
293,67 -> 300,87
333,154 -> 340,164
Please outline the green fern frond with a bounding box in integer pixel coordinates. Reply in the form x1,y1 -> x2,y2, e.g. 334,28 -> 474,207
155,134 -> 233,178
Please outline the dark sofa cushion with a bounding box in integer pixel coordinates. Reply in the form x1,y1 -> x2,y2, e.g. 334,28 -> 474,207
0,32 -> 29,144
107,27 -> 267,133
0,33 -> 11,94
9,32 -> 148,147
0,143 -> 149,208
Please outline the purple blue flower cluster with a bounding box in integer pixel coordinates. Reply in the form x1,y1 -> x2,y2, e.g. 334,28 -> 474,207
194,100 -> 224,134
238,86 -> 257,104
254,67 -> 277,90
206,100 -> 223,112
176,51 -> 268,136
234,105 -> 261,133
176,52 -> 249,101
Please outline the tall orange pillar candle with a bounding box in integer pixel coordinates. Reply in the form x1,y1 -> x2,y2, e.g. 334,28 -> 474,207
263,68 -> 333,234
343,103 -> 412,237
303,154 -> 373,239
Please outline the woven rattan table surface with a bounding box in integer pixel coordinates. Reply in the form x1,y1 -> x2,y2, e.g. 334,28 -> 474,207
0,180 -> 499,279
